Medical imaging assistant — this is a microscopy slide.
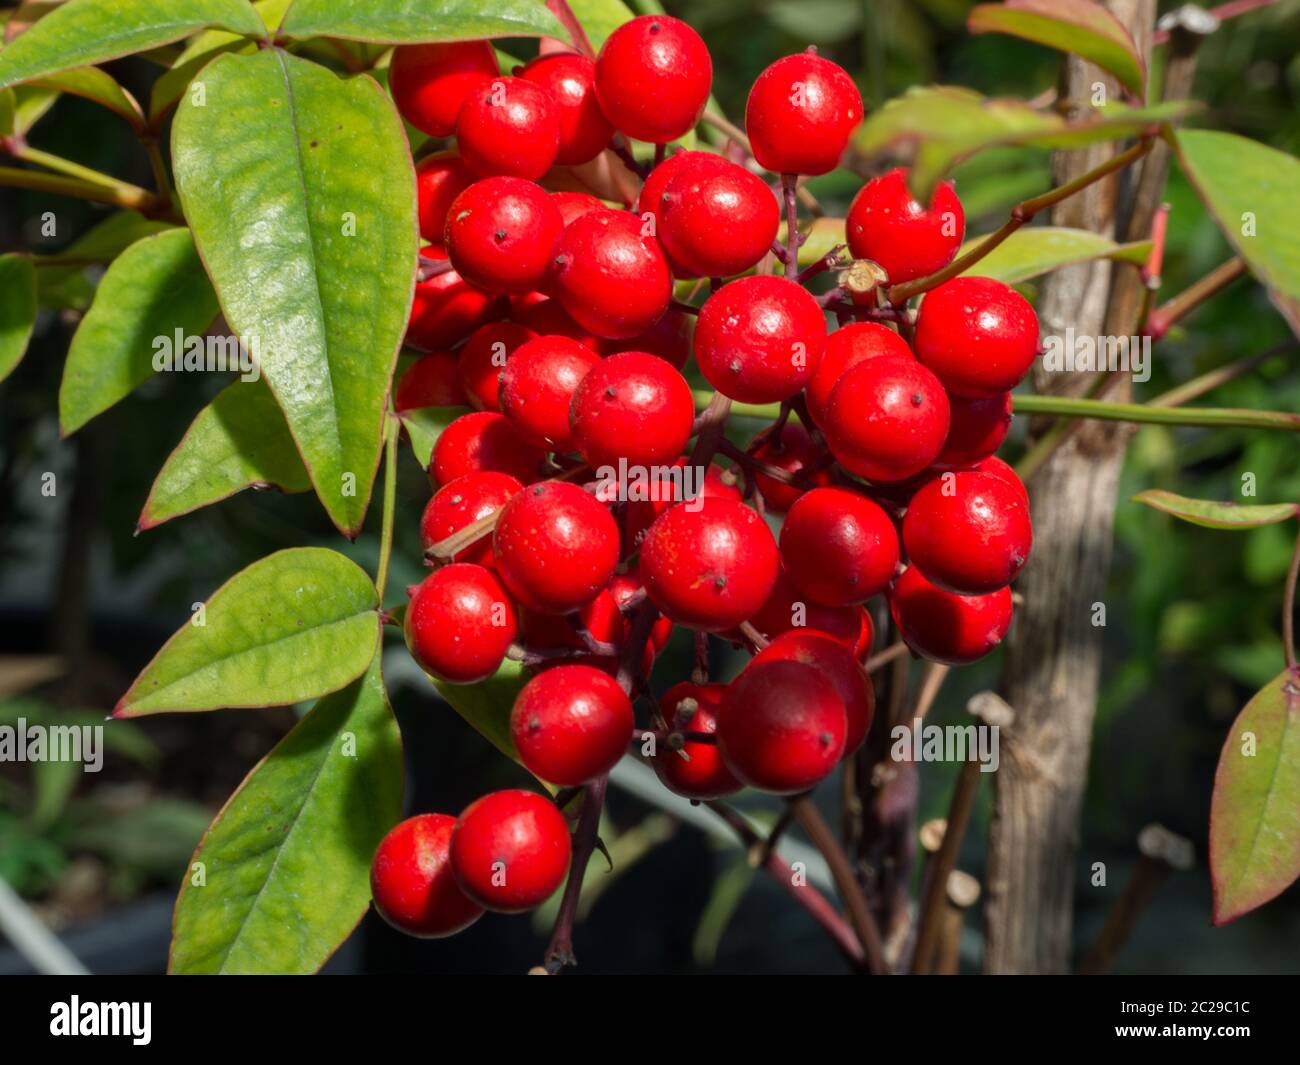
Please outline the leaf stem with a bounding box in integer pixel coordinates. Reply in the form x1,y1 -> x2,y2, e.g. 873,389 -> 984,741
0,164 -> 177,220
374,413 -> 399,602
1284,524 -> 1300,673
1011,393 -> 1300,432
1144,256 -> 1246,339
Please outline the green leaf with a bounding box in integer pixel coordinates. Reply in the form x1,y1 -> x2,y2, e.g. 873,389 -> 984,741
0,88 -> 13,137
59,229 -> 219,435
968,0 -> 1145,97
0,254 -> 37,385
36,210 -> 175,312
29,67 -> 145,131
140,379 -> 311,530
1211,668 -> 1300,924
0,0 -> 266,90
564,0 -> 635,47
10,84 -> 60,136
855,87 -> 1195,200
170,653 -> 402,973
430,657 -> 528,764
1175,131 -> 1300,340
400,403 -> 469,469
958,226 -> 1149,284
172,49 -> 418,536
279,0 -> 564,43
1131,489 -> 1299,530
115,547 -> 380,718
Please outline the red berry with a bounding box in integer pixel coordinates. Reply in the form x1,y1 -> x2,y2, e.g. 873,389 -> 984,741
805,321 -> 912,427
637,149 -> 713,218
694,275 -> 827,403
551,209 -> 672,339
455,76 -> 561,180
493,481 -> 620,614
746,420 -> 831,514
445,177 -> 563,294
550,190 -> 607,227
745,54 -> 862,176
457,321 -> 536,412
407,248 -> 502,352
405,564 -> 517,684
513,295 -> 610,353
519,52 -> 615,165
846,168 -> 965,284
607,306 -> 692,370
499,334 -> 601,450
510,665 -> 633,786
430,411 -> 546,486
971,455 -> 1029,508
416,152 -> 476,246
779,486 -> 899,606
419,471 -> 522,565
659,156 -> 780,279
754,631 -> 874,755
935,392 -> 1013,468
450,790 -> 571,912
640,497 -> 778,631
595,15 -> 712,144
395,352 -> 466,412
371,814 -> 484,938
570,351 -> 695,469
653,682 -> 741,800
716,659 -> 846,793
622,460 -> 742,553
913,277 -> 1039,397
747,569 -> 873,657
902,470 -> 1032,594
390,41 -> 499,138
823,356 -> 950,482
889,565 -> 1013,665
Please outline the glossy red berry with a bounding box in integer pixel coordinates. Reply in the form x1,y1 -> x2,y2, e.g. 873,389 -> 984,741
510,665 -> 634,786
395,352 -> 466,412
499,334 -> 600,450
716,659 -> 846,793
659,156 -> 780,278
513,295 -> 609,353
595,15 -> 712,144
550,209 -> 672,339
430,411 -> 546,486
745,53 -> 862,176
570,351 -> 695,469
805,321 -> 913,427
846,168 -> 965,284
747,569 -> 873,657
607,306 -> 692,370
416,152 -> 476,247
754,631 -> 874,755
493,481 -> 620,614
823,355 -> 950,482
639,497 -> 778,631
457,321 -> 536,412
902,470 -> 1032,594
653,682 -> 742,800
390,41 -> 499,138
694,275 -> 827,403
550,190 -> 607,227
445,177 -> 563,294
889,565 -> 1013,665
455,76 -> 560,180
637,149 -> 713,218
779,486 -> 899,606
371,814 -> 484,938
972,454 -> 1029,509
622,461 -> 742,553
419,471 -> 522,565
746,420 -> 831,514
405,564 -> 517,684
935,392 -> 1013,468
519,52 -> 615,165
406,248 -> 502,352
913,276 -> 1040,397
450,790 -> 571,913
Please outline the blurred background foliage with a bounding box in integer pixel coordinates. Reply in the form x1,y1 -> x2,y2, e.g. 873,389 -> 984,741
0,0 -> 1297,973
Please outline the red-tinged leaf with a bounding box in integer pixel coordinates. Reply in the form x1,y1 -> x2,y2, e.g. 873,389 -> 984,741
1132,489 -> 1299,530
1210,668 -> 1300,924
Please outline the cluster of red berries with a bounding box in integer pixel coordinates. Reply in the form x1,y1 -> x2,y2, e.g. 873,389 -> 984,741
374,16 -> 1037,940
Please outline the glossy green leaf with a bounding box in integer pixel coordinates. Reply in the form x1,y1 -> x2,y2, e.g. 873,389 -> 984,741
115,547 -> 380,717
1176,130 -> 1300,339
0,0 -> 265,90
35,210 -> 174,312
958,226 -> 1149,284
140,379 -> 310,530
855,87 -> 1195,200
400,403 -> 470,469
173,49 -> 418,536
1211,668 -> 1300,924
0,254 -> 37,385
59,229 -> 219,435
29,67 -> 144,130
1131,490 -> 1298,530
10,84 -> 60,136
170,653 -> 402,973
430,658 -> 528,764
279,0 -> 564,43
968,0 -> 1145,97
